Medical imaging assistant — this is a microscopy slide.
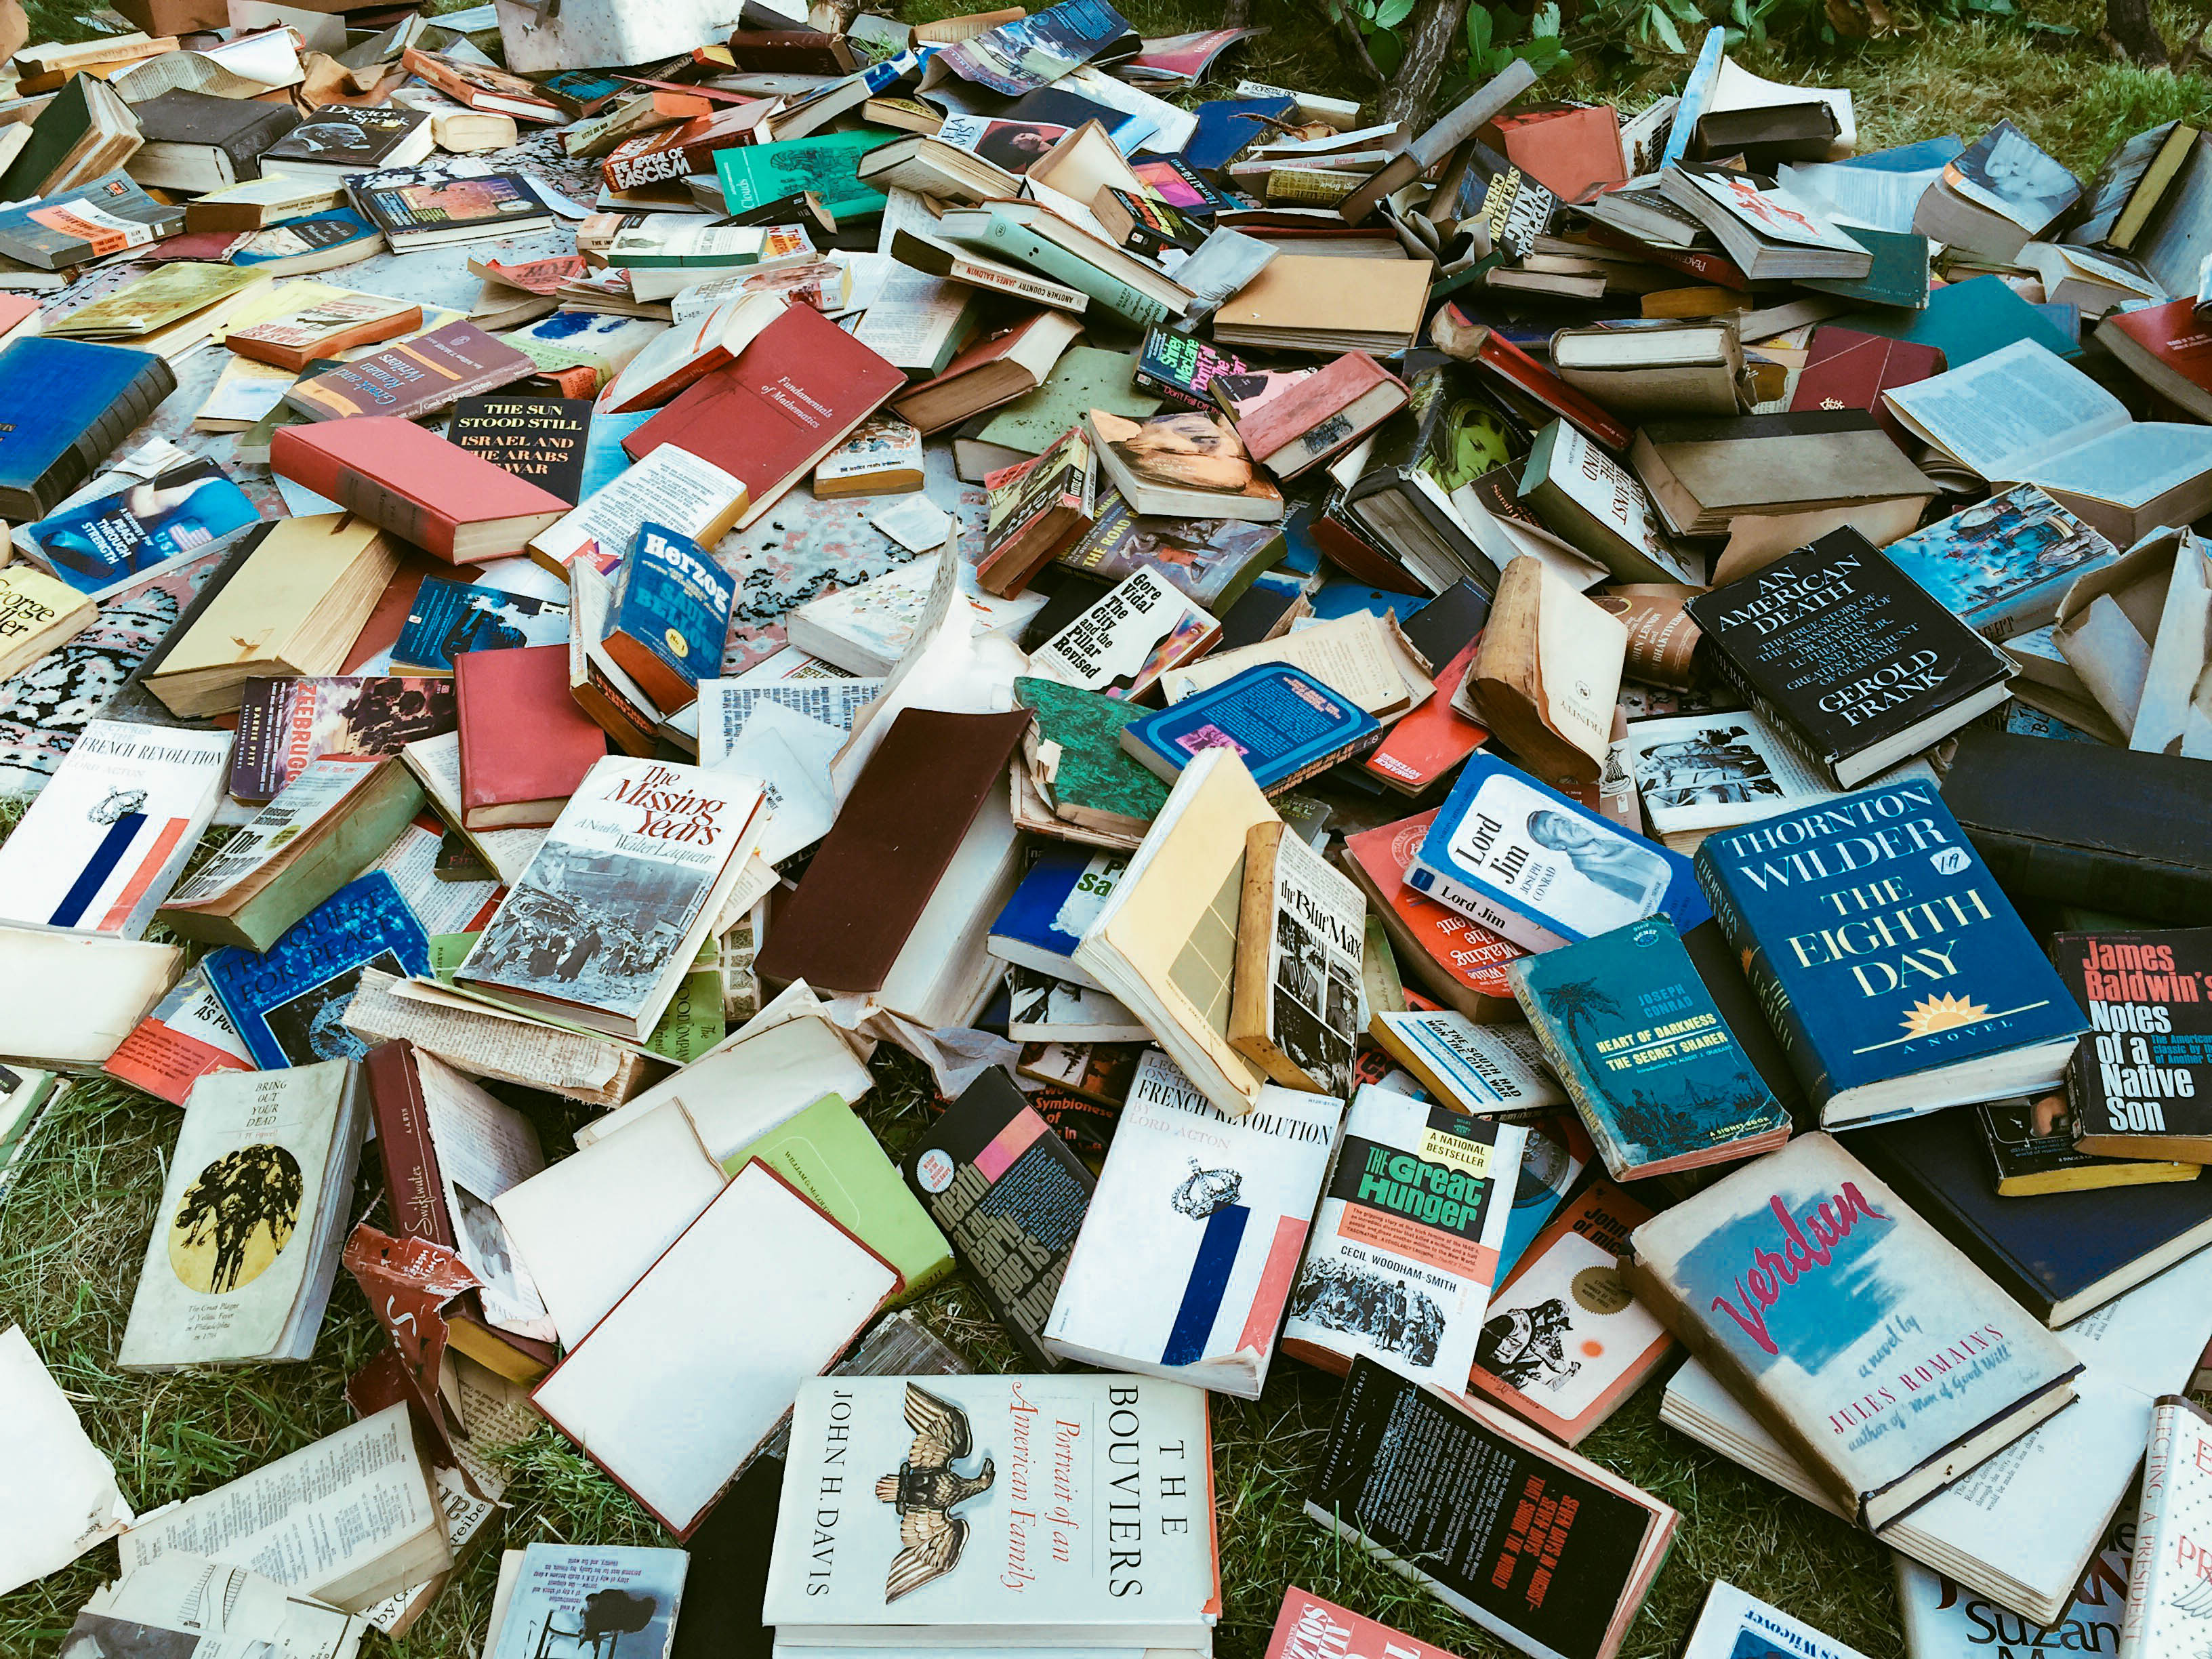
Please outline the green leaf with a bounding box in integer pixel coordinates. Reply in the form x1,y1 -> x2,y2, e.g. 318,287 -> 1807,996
1374,0 -> 1416,27
1647,4 -> 1686,51
1371,27 -> 1405,70
1465,3 -> 1493,56
1530,0 -> 1561,35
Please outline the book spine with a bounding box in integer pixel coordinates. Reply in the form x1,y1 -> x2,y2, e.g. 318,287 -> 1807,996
58,360 -> 178,514
979,219 -> 1168,327
2121,1398 -> 2177,1659
946,253 -> 1086,312
365,1043 -> 457,1250
1702,645 -> 1843,786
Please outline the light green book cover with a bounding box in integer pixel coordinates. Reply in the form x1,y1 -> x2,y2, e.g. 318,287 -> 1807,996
979,346 -> 1161,456
724,1094 -> 953,1301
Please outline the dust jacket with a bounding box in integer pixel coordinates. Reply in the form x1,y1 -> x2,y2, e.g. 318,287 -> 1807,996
1621,1131 -> 2083,1531
1694,776 -> 2087,1126
2054,928 -> 2212,1162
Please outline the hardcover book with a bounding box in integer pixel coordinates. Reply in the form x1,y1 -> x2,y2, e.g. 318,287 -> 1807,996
1509,914 -> 1790,1181
1517,417 -> 1698,587
229,675 -> 454,802
0,720 -> 229,939
348,171 -> 552,251
282,321 -> 537,422
1694,775 -> 2088,1126
2055,929 -> 2212,1163
1410,753 -> 1708,954
1897,1511 -> 2135,1659
1229,817 -> 1365,1097
117,1058 -> 367,1370
1881,485 -> 2118,642
1281,1084 -> 1527,1392
1621,1130 -> 2083,1530
1306,1357 -> 1678,1659
446,396 -> 592,504
0,337 -> 177,521
602,521 -> 737,714
202,870 -> 433,1071
271,418 -> 571,565
764,1373 -> 1219,1647
2121,1396 -> 2212,1659
455,643 -> 611,829
1043,1050 -> 1343,1397
455,758 -> 765,1041
1466,1180 -> 1673,1446
1120,663 -> 1381,795
1685,529 -> 2015,789
1975,1090 -> 2198,1196
901,1067 -> 1095,1369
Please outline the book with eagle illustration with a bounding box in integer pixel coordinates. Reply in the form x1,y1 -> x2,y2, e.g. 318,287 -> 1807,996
765,1373 -> 1221,1649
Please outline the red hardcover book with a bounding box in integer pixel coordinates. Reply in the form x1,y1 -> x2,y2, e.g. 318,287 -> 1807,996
2096,297 -> 2212,423
621,302 -> 906,529
602,101 -> 764,192
1265,1587 -> 1469,1659
271,418 -> 569,565
1231,352 -> 1408,480
453,644 -> 610,829
1363,637 -> 1487,795
1431,306 -> 1635,451
1788,325 -> 1946,448
1340,811 -> 1523,1019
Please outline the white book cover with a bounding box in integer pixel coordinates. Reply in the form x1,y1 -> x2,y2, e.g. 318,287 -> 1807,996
1684,1582 -> 1871,1659
1898,1511 -> 2133,1659
527,444 -> 747,576
118,1059 -> 364,1370
1542,421 -> 1700,584
1371,1010 -> 1563,1113
1625,710 -> 1940,835
0,721 -> 231,938
456,756 -> 763,1036
1279,1083 -> 1528,1393
764,1373 -> 1218,1645
2123,1396 -> 2212,1659
532,1163 -> 899,1538
1044,1051 -> 1342,1397
0,1325 -> 132,1599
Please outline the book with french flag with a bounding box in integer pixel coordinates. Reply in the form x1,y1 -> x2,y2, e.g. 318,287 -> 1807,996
1042,1048 -> 1344,1399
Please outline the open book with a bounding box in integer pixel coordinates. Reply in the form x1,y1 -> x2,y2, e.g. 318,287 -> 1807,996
1885,338 -> 2212,543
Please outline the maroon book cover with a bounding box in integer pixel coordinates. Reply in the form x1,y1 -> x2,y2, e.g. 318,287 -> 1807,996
1788,325 -> 1946,447
621,301 -> 905,529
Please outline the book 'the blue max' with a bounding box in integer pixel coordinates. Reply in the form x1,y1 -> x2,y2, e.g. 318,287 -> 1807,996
203,871 -> 432,1071
1119,663 -> 1379,794
1410,752 -> 1709,954
1694,775 -> 2087,1128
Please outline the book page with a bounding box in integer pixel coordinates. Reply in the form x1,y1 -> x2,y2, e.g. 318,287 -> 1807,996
416,1052 -> 551,1337
342,970 -> 625,1095
696,677 -> 884,766
163,758 -> 377,908
119,1406 -> 446,1607
0,1327 -> 131,1597
1161,612 -> 1415,713
1883,340 -> 2129,481
78,1553 -> 367,1659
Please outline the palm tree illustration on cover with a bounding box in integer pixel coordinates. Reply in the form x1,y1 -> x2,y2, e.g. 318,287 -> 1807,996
168,1144 -> 305,1296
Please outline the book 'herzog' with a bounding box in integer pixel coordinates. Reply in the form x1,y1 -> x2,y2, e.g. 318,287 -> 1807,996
2055,928 -> 2212,1164
602,520 -> 737,715
1694,777 -> 2087,1128
1042,1049 -> 1343,1398
764,1372 -> 1220,1647
1621,1131 -> 2083,1532
1279,1082 -> 1527,1393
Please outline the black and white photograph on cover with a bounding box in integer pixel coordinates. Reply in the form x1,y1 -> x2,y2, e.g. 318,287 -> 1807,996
466,842 -> 709,1015
1269,905 -> 1357,1097
1287,1256 -> 1448,1368
1477,1296 -> 1582,1392
262,948 -> 405,1065
1634,724 -> 1782,811
1948,120 -> 2083,232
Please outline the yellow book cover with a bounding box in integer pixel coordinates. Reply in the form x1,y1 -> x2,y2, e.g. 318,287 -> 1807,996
158,513 -> 392,677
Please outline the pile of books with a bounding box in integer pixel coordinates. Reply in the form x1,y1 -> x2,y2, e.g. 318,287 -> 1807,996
5,5 -> 2212,1659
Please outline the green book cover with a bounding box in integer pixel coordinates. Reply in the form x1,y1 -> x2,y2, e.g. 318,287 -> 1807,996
978,346 -> 1160,456
714,128 -> 893,221
1799,228 -> 1931,310
0,75 -> 90,201
1832,272 -> 2076,365
1012,674 -> 1169,828
725,1094 -> 954,1300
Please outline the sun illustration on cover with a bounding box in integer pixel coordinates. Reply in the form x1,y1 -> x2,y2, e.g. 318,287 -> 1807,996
1902,991 -> 1992,1038
167,1143 -> 304,1295
876,1384 -> 995,1603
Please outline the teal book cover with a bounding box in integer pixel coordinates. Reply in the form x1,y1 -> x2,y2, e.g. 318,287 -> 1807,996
1509,914 -> 1788,1181
1835,272 -> 2076,365
714,129 -> 891,220
1800,227 -> 1931,310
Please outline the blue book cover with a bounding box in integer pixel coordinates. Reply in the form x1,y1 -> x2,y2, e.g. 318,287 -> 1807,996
1410,754 -> 1708,952
1837,273 -> 2076,365
392,577 -> 571,672
577,408 -> 653,502
204,871 -> 432,1070
230,207 -> 380,268
26,457 -> 263,596
1830,136 -> 1965,172
1880,484 -> 2118,640
1120,663 -> 1378,793
606,521 -> 736,700
1307,581 -> 1431,624
1693,775 -> 2087,1125
0,336 -> 172,513
1182,95 -> 1294,171
1509,914 -> 1788,1181
988,844 -> 1125,985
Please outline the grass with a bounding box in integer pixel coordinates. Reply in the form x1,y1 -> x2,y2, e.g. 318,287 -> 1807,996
3,0 -> 2208,1654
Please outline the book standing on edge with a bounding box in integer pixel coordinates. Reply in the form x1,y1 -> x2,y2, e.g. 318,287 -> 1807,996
1468,1180 -> 1673,1445
2055,928 -> 2212,1163
1622,1130 -> 2083,1530
1694,775 -> 2087,1126
1306,1355 -> 1678,1659
1281,1083 -> 1526,1392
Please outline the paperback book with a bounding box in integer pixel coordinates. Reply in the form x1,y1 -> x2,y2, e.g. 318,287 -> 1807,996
1229,817 -> 1365,1097
229,674 -> 455,802
2055,929 -> 2212,1163
391,578 -> 570,675
1877,484 -> 2118,642
1120,663 -> 1381,794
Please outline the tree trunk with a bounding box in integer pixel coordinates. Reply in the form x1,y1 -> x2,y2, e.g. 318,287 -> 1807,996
1378,0 -> 1476,129
2104,0 -> 2169,64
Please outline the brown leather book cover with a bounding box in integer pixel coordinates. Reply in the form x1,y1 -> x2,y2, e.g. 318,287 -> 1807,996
755,708 -> 1031,995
